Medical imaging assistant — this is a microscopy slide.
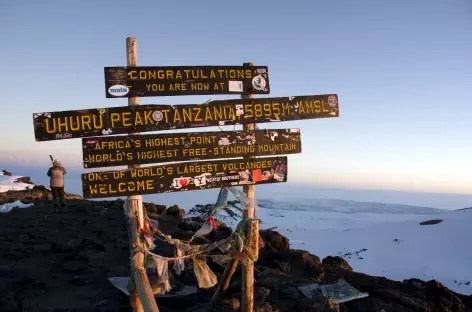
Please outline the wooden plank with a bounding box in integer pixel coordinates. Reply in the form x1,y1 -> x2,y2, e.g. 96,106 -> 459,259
32,94 -> 339,141
104,65 -> 270,98
81,156 -> 288,199
81,128 -> 301,168
242,219 -> 259,312
209,259 -> 239,307
124,37 -> 160,312
241,61 -> 256,312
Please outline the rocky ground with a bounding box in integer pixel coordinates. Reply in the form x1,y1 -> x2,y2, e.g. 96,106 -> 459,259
0,185 -> 82,203
1,194 -> 472,311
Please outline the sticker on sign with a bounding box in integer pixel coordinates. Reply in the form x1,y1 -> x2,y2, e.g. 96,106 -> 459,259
108,84 -> 130,97
228,81 -> 243,92
252,74 -> 268,92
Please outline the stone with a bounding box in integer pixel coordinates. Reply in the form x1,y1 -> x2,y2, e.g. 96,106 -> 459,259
280,287 -> 301,299
18,233 -> 29,242
221,297 -> 240,312
166,205 -> 186,219
258,276 -> 279,291
33,243 -> 52,252
259,229 -> 290,252
209,226 -> 233,242
295,297 -> 340,312
419,219 -> 443,225
62,261 -> 87,273
255,286 -> 271,303
255,302 -> 276,312
322,256 -> 353,271
1,169 -> 12,176
0,185 -> 82,203
258,248 -> 324,281
1,183 -> 472,312
144,202 -> 166,215
178,219 -> 204,232
93,300 -> 108,308
14,176 -> 33,184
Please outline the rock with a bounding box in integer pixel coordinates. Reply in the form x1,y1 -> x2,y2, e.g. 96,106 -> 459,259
33,243 -> 52,252
166,205 -> 186,219
258,248 -> 323,281
170,229 -> 195,242
255,302 -> 276,312
344,297 -> 408,312
328,270 -> 471,311
187,203 -> 213,216
0,300 -> 18,312
144,202 -> 166,215
52,238 -> 82,253
209,226 -> 233,242
70,275 -> 90,286
295,297 -> 340,312
107,198 -> 125,207
94,300 -> 109,308
14,176 -> 33,184
0,185 -> 82,203
17,233 -> 29,242
147,212 -> 160,220
258,277 -> 279,291
322,256 -> 353,272
178,219 -> 204,232
255,286 -> 271,303
257,267 -> 282,279
258,232 -> 324,279
370,288 -> 428,310
256,267 -> 284,291
401,278 -> 424,290
419,219 -> 443,225
1,169 -> 12,176
424,280 -> 465,311
155,289 -> 201,309
1,194 -> 472,312
62,261 -> 88,273
220,297 -> 241,312
185,303 -> 208,312
259,229 -> 290,252
280,287 -> 301,299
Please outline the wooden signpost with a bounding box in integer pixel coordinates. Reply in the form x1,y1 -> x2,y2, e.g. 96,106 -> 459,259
124,37 -> 159,312
240,62 -> 257,312
81,156 -> 287,199
33,37 -> 340,312
81,129 -> 301,168
104,65 -> 270,98
32,94 -> 338,142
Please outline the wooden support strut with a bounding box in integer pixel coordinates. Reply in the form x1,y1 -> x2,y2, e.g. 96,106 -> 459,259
208,258 -> 239,308
208,63 -> 260,312
125,37 -> 160,312
241,62 -> 258,312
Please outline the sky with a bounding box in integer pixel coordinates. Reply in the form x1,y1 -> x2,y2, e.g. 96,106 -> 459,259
1,0 -> 471,197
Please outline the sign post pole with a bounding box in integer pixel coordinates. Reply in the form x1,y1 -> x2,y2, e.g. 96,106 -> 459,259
241,62 -> 257,312
125,37 -> 160,312
31,37 -> 340,311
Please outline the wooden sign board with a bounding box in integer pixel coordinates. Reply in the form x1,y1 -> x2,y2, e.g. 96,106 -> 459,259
33,94 -> 339,142
81,156 -> 288,199
82,129 -> 301,168
104,65 -> 270,98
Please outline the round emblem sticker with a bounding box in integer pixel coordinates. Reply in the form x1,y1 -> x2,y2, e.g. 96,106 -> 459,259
252,74 -> 268,92
328,95 -> 338,108
152,110 -> 163,122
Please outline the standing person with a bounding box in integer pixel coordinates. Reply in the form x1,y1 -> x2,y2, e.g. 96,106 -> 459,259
47,159 -> 67,209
